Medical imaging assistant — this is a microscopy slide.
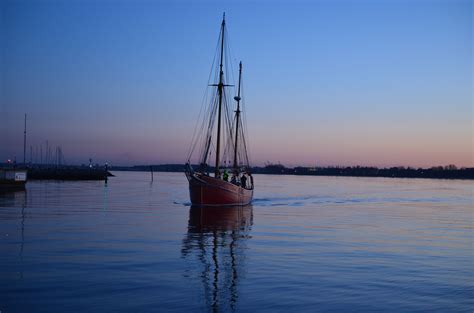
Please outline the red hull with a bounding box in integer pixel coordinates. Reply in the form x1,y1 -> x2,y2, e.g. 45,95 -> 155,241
186,172 -> 253,206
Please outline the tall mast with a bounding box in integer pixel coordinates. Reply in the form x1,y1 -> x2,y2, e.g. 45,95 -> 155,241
233,62 -> 242,172
23,114 -> 27,166
214,13 -> 225,178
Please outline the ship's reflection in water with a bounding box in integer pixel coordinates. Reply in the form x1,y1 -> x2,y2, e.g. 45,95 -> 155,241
182,205 -> 253,313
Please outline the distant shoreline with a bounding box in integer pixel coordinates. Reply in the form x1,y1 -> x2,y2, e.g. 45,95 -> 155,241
3,163 -> 471,180
112,164 -> 474,180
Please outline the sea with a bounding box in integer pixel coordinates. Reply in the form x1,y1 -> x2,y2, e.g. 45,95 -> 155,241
1,172 -> 472,312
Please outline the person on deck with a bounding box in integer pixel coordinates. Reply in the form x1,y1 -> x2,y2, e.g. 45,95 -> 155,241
223,170 -> 229,181
241,174 -> 247,188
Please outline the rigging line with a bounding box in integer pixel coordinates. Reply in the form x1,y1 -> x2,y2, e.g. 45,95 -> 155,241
240,76 -> 248,137
201,90 -> 219,164
189,86 -> 211,161
223,93 -> 236,167
186,33 -> 222,161
223,26 -> 236,91
221,94 -> 231,163
225,28 -> 235,89
241,129 -> 250,167
197,24 -> 224,163
225,38 -> 236,100
243,137 -> 250,166
237,122 -> 249,168
225,92 -> 235,145
197,63 -> 221,163
240,79 -> 252,165
199,91 -> 216,162
221,30 -> 237,166
231,114 -> 240,168
207,140 -> 216,163
189,39 -> 219,151
192,94 -> 214,163
222,124 -> 234,165
196,106 -> 210,160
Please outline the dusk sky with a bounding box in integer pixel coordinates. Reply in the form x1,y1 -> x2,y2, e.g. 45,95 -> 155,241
1,0 -> 472,167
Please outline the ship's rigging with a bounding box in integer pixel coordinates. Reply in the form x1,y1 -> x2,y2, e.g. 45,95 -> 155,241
186,14 -> 250,178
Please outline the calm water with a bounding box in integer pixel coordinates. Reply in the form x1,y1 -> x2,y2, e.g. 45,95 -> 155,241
1,172 -> 472,312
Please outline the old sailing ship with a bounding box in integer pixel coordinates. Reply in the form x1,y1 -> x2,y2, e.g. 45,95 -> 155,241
185,14 -> 254,206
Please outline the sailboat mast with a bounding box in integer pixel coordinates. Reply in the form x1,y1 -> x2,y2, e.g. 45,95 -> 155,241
215,13 -> 225,178
233,62 -> 242,172
23,114 -> 27,166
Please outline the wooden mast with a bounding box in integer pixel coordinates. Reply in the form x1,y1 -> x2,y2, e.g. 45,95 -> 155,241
23,114 -> 27,166
215,13 -> 225,178
233,62 -> 242,173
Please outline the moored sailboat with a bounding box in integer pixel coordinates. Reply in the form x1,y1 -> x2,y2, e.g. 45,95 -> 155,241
185,14 -> 253,206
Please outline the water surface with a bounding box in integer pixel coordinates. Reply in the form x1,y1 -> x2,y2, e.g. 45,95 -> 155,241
1,172 -> 472,312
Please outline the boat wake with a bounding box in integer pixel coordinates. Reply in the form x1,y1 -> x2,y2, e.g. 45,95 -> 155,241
175,194 -> 464,208
252,195 -> 459,207
174,201 -> 192,206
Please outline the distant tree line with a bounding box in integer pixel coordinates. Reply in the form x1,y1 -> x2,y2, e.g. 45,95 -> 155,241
0,162 -> 113,180
112,163 -> 474,180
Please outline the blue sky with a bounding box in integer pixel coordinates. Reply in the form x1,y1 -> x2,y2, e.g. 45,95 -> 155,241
1,0 -> 472,167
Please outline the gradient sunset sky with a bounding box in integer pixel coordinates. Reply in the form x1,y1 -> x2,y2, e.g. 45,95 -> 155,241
1,0 -> 472,167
